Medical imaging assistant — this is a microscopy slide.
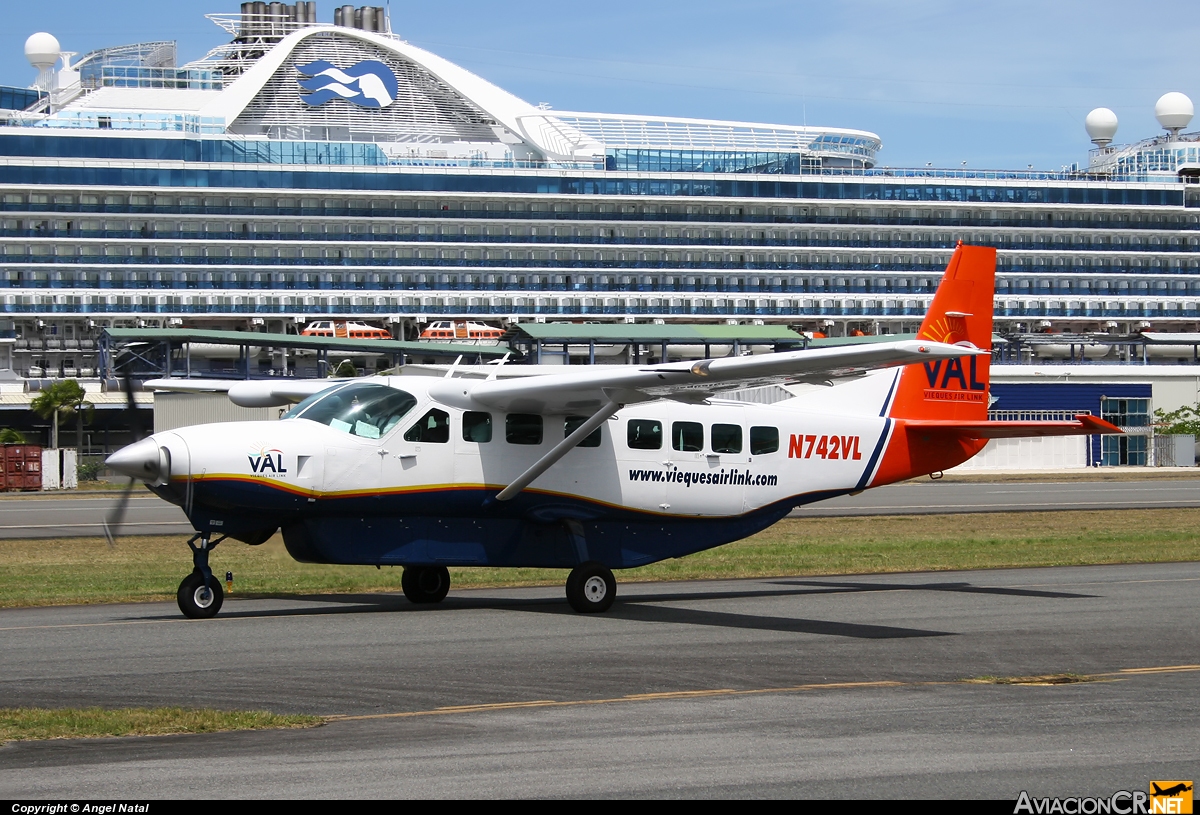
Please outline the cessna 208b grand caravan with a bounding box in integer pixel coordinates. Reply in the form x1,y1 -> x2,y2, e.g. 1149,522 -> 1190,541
106,244 -> 1120,619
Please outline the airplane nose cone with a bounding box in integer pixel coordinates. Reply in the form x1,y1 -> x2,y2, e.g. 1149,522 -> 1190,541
106,438 -> 170,484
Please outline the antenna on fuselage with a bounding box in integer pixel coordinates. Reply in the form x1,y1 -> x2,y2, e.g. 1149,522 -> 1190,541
486,352 -> 512,381
443,355 -> 463,379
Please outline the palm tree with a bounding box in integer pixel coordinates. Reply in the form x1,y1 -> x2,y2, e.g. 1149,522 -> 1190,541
30,380 -> 91,449
0,428 -> 26,444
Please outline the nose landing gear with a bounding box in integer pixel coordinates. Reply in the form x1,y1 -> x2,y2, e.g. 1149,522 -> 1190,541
178,533 -> 227,619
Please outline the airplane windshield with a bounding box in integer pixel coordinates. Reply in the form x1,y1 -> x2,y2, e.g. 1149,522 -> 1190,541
285,383 -> 418,439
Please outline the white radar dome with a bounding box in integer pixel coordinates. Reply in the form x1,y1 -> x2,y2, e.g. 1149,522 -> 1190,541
1155,92 -> 1194,133
1085,108 -> 1118,146
24,32 -> 61,70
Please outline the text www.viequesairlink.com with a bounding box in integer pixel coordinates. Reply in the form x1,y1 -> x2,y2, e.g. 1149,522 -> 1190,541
628,468 -> 779,487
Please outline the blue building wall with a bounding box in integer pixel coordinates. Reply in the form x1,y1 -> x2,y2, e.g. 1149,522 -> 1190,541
990,383 -> 1151,464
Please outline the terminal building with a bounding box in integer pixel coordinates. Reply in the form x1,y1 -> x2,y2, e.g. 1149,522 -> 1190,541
0,4 -> 1198,467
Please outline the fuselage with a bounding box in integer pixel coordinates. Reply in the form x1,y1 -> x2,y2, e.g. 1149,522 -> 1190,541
142,372 -> 912,570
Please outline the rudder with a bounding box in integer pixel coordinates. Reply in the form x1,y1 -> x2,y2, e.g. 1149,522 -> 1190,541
869,243 -> 996,486
888,243 -> 995,421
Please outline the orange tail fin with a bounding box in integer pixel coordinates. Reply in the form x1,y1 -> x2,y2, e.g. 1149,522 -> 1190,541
871,244 -> 996,485
888,242 -> 996,421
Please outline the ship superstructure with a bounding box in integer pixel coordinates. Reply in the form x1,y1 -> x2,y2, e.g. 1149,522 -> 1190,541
0,4 -> 1198,378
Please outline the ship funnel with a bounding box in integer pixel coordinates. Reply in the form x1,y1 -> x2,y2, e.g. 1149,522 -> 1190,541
334,5 -> 387,31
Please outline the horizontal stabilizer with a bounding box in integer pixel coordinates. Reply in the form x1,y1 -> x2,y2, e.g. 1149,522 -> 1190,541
903,414 -> 1123,439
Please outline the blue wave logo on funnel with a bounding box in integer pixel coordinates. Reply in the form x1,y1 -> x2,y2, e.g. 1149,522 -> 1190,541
296,59 -> 398,108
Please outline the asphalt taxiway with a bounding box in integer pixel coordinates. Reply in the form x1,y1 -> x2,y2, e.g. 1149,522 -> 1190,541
797,476 -> 1200,516
1,562 -> 1197,797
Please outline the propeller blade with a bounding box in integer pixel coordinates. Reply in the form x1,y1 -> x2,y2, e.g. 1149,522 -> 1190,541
102,360 -> 144,548
102,480 -> 135,548
122,368 -> 141,441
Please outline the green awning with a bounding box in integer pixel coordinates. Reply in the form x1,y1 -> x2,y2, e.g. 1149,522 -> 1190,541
103,328 -> 512,357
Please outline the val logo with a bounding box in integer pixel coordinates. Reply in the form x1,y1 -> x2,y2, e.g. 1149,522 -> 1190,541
921,356 -> 987,404
296,59 -> 398,108
248,446 -> 287,475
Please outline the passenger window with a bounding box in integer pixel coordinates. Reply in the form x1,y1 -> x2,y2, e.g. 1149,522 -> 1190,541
404,409 -> 450,443
750,426 -> 779,455
462,411 -> 492,443
565,415 -> 601,448
671,421 -> 703,452
627,419 -> 662,450
711,424 -> 742,454
506,413 -> 543,445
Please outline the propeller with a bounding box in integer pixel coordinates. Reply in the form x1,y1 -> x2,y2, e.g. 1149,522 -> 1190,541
102,359 -> 150,547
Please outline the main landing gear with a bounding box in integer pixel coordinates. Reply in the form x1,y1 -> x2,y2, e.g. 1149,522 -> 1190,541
402,565 -> 451,604
565,561 -> 616,614
397,562 -> 617,614
178,533 -> 226,619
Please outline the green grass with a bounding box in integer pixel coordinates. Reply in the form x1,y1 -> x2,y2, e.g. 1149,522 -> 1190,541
0,707 -> 322,742
2,508 -> 1199,607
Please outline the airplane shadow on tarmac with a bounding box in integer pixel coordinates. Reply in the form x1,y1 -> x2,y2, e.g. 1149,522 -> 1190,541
124,575 -> 1094,637
768,579 -> 1095,600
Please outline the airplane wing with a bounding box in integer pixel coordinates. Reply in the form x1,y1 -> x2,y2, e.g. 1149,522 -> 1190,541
429,339 -> 987,414
143,378 -> 344,407
904,414 -> 1123,438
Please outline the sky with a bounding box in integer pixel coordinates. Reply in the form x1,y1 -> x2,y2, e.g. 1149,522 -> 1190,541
2,0 -> 1197,170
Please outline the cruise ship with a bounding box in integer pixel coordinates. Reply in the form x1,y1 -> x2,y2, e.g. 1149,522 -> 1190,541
2,3 -> 1200,378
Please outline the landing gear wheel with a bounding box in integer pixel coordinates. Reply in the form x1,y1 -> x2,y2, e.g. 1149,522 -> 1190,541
566,561 -> 616,614
402,565 -> 451,604
177,571 -> 224,619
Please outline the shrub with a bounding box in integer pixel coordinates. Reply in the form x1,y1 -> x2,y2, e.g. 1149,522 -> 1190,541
77,459 -> 104,482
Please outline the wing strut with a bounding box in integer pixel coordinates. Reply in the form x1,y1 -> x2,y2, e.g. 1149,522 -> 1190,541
494,399 -> 621,501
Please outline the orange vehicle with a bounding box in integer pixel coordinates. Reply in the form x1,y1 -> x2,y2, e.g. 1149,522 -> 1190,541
301,320 -> 391,339
418,320 -> 504,344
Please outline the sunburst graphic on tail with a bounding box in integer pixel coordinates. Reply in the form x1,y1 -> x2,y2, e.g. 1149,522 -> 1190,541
919,313 -> 972,346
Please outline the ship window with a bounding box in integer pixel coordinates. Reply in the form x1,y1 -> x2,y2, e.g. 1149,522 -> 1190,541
711,424 -> 742,454
627,419 -> 662,450
506,414 -> 543,445
565,415 -> 602,447
462,411 -> 492,443
671,421 -> 703,452
750,426 -> 779,455
404,409 -> 450,443
285,383 -> 417,438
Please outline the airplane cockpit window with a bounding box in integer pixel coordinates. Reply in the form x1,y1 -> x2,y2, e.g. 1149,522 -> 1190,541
404,409 -> 450,443
285,383 -> 417,439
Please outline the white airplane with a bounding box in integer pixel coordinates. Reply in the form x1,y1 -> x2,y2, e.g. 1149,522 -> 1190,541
106,244 -> 1120,619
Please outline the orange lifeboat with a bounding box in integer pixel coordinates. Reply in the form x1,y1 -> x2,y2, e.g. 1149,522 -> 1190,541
300,320 -> 391,339
418,320 -> 504,345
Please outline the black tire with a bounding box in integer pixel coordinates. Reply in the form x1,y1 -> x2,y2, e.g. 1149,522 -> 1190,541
566,561 -> 616,613
402,565 -> 451,604
177,571 -> 224,619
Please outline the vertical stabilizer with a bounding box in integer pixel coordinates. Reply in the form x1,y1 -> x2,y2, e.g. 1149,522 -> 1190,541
869,243 -> 996,485
887,243 -> 996,421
